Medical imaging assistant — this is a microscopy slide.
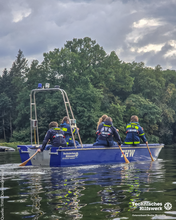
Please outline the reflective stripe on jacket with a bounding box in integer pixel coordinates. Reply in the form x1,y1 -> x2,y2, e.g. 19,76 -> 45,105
41,127 -> 66,151
124,122 -> 147,145
60,122 -> 79,146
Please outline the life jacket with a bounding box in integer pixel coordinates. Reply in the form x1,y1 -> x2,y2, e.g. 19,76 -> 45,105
100,124 -> 112,137
96,121 -> 120,147
126,123 -> 139,134
124,122 -> 145,145
50,127 -> 66,146
52,127 -> 65,138
60,122 -> 76,136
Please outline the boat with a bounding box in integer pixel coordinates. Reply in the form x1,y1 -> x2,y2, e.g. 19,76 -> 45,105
18,143 -> 164,167
18,84 -> 164,167
0,146 -> 15,152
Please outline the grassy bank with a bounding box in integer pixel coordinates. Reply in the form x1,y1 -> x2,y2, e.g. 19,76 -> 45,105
0,142 -> 30,150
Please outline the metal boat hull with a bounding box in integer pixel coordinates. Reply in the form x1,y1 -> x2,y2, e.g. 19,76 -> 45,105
18,144 -> 164,167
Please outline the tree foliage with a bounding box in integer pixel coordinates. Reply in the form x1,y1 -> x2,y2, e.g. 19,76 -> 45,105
1,37 -> 176,145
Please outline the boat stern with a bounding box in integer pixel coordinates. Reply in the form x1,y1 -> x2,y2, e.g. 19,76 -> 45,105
18,145 -> 33,166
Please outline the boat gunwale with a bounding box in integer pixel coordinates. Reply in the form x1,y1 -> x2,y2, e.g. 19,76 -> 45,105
53,145 -> 164,151
18,144 -> 164,152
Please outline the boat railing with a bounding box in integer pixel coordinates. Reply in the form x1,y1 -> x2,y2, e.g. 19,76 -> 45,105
30,85 -> 83,148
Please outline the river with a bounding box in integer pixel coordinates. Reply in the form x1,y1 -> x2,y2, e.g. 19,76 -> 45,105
0,146 -> 176,220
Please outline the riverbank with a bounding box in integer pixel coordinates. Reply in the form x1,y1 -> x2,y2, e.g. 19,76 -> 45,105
0,142 -> 30,150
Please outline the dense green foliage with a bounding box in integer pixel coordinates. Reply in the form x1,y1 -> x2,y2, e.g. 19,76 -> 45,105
1,37 -> 176,145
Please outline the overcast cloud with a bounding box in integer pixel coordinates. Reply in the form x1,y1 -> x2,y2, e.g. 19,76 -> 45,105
0,0 -> 176,74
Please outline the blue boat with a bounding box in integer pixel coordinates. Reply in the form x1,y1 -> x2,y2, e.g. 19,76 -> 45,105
18,84 -> 164,167
18,143 -> 163,167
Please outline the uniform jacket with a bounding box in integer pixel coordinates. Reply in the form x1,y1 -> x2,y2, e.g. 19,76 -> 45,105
124,122 -> 147,145
94,120 -> 122,146
60,122 -> 79,146
41,127 -> 66,151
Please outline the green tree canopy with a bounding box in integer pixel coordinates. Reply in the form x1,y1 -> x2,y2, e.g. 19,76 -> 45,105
1,37 -> 176,146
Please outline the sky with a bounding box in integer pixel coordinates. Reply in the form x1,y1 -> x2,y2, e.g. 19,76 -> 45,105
1,0 -> 176,74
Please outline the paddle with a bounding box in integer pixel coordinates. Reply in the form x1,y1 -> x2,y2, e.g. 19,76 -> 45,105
19,150 -> 38,166
146,142 -> 154,162
118,144 -> 130,163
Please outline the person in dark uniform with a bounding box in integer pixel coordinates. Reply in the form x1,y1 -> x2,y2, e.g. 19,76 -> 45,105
96,114 -> 108,130
93,117 -> 121,147
37,121 -> 66,152
124,115 -> 148,146
95,114 -> 108,141
60,116 -> 79,146
95,114 -> 119,141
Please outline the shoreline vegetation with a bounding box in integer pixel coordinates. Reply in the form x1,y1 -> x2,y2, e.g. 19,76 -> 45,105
0,142 -> 30,150
1,37 -> 176,146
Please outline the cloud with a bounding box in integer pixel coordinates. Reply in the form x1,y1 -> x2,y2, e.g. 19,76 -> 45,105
11,2 -> 31,23
0,0 -> 176,74
164,40 -> 176,57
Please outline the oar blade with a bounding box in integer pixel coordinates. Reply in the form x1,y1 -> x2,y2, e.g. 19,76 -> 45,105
19,151 -> 38,167
124,156 -> 130,163
19,160 -> 29,167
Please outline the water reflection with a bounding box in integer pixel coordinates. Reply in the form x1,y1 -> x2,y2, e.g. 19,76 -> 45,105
0,170 -> 4,220
0,148 -> 175,219
45,168 -> 85,219
95,161 -> 165,219
29,175 -> 43,219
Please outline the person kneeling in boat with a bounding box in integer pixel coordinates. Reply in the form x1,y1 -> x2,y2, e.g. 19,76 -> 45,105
124,115 -> 148,146
37,121 -> 67,152
95,114 -> 108,141
60,116 -> 79,146
93,117 -> 122,147
95,114 -> 119,141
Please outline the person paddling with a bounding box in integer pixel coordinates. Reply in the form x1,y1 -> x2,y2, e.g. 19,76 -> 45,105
93,117 -> 121,147
124,115 -> 148,146
37,121 -> 66,152
96,114 -> 119,141
60,116 -> 79,146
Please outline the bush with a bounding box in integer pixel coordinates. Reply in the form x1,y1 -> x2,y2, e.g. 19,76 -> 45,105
10,128 -> 31,142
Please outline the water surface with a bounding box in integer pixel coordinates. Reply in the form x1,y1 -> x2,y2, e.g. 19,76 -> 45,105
0,146 -> 176,220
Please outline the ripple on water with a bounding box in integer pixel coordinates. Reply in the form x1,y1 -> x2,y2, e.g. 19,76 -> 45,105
0,147 -> 175,219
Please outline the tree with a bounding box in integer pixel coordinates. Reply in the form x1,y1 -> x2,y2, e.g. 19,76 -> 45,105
0,93 -> 12,141
2,38 -> 176,146
0,69 -> 14,139
124,94 -> 162,143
